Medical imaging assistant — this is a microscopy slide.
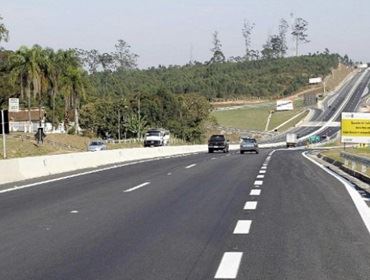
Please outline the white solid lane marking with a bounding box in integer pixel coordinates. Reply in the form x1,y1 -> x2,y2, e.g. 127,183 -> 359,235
233,220 -> 252,234
124,182 -> 151,193
244,201 -> 258,210
302,152 -> 370,235
250,189 -> 261,196
257,175 -> 264,179
186,164 -> 197,169
214,252 -> 243,279
254,180 -> 263,186
259,170 -> 266,174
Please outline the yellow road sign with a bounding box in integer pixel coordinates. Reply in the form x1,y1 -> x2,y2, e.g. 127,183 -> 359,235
341,112 -> 370,143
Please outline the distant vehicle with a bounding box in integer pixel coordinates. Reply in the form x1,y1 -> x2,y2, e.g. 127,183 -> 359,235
144,128 -> 170,147
286,133 -> 298,148
240,137 -> 259,154
88,140 -> 107,152
208,135 -> 229,153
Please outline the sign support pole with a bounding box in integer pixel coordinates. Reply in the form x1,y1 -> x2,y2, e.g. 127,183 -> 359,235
1,110 -> 6,159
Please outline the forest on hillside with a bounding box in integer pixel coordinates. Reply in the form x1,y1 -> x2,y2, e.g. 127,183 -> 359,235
89,53 -> 342,100
0,14 -> 353,142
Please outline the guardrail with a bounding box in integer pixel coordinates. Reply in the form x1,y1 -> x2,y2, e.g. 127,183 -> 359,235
341,151 -> 370,174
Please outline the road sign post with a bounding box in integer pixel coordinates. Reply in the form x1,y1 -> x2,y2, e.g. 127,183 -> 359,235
1,110 -> 6,159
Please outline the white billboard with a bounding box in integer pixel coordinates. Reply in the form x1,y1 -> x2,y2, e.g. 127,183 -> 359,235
309,77 -> 322,84
276,100 -> 294,111
8,98 -> 19,112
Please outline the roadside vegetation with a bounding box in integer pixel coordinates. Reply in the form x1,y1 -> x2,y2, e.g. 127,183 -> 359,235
0,13 -> 355,147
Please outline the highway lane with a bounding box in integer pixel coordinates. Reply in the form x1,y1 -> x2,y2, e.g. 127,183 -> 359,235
263,69 -> 370,144
235,150 -> 370,279
318,69 -> 370,139
0,149 -> 268,280
1,149 -> 370,279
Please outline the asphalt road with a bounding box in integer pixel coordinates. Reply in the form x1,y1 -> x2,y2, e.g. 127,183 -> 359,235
1,149 -> 369,280
263,69 -> 370,143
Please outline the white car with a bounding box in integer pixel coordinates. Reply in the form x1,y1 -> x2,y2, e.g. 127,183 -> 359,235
88,140 -> 107,152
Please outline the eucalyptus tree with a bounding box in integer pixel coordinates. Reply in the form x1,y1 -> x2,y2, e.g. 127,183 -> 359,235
242,20 -> 255,60
210,31 -> 225,63
291,17 -> 309,56
0,15 -> 9,48
278,18 -> 289,57
113,39 -> 138,70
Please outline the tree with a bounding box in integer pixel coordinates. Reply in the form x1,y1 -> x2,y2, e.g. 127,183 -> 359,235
75,48 -> 101,74
60,52 -> 87,134
9,46 -> 42,127
210,31 -> 225,63
242,20 -> 255,60
261,35 -> 284,59
127,113 -> 147,139
278,18 -> 289,57
291,17 -> 309,56
99,52 -> 115,71
0,15 -> 9,48
112,39 -> 138,70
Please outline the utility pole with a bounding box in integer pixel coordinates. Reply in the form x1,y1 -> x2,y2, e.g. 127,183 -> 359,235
1,110 -> 6,159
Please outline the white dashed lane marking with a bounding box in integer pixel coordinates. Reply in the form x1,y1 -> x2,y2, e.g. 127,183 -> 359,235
185,164 -> 197,169
257,175 -> 264,179
244,201 -> 257,210
259,170 -> 266,174
70,210 -> 79,214
261,166 -> 267,170
214,252 -> 243,279
233,220 -> 252,234
124,182 -> 151,193
250,189 -> 261,196
254,180 -> 263,186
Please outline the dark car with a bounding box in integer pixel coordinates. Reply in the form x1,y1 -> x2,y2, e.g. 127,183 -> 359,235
240,137 -> 259,154
208,135 -> 229,153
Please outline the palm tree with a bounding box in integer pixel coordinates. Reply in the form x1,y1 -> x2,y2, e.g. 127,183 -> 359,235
33,45 -> 50,127
60,52 -> 87,134
9,46 -> 41,130
46,48 -> 65,128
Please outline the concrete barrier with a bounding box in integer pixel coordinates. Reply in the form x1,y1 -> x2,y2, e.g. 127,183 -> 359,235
0,144 -> 242,185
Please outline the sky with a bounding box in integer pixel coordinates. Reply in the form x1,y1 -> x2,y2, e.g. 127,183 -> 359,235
1,0 -> 370,68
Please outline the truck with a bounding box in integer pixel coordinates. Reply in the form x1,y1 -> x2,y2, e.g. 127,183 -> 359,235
143,128 -> 170,147
286,133 -> 298,148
